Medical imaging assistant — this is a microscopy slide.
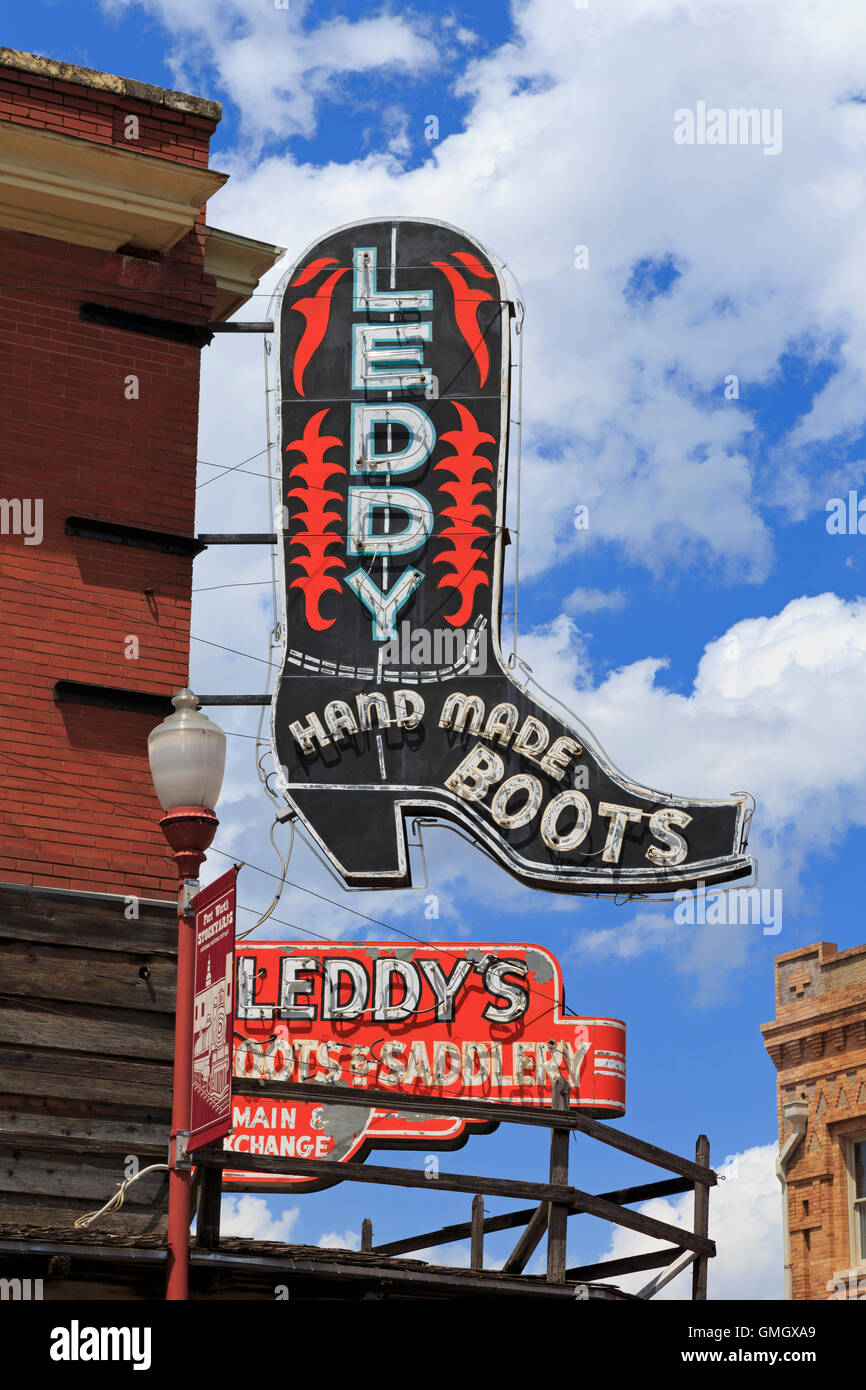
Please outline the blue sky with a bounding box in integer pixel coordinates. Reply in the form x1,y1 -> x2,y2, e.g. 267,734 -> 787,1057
13,0 -> 866,1294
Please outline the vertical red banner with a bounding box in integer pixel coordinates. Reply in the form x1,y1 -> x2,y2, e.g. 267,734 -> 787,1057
189,866 -> 237,1153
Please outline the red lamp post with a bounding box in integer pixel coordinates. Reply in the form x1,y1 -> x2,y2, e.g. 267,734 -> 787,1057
148,690 -> 226,1302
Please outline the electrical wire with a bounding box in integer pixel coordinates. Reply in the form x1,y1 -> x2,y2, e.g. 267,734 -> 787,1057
197,461 -> 274,482
192,581 -> 273,593
235,900 -> 337,946
73,1164 -> 170,1229
196,445 -> 274,490
191,635 -> 273,666
236,818 -> 295,939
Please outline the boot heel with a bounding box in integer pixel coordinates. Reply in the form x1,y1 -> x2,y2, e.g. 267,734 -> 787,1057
290,787 -> 408,886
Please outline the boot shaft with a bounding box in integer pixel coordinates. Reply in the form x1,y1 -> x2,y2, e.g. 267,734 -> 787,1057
276,217 -> 508,679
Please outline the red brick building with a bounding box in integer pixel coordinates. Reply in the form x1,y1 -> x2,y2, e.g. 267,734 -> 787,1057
0,46 -> 281,901
762,941 -> 866,1300
0,47 -> 281,1237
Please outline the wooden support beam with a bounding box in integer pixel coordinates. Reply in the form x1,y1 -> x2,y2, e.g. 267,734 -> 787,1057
547,1076 -> 570,1283
594,1177 -> 694,1206
374,1207 -> 536,1258
370,1179 -> 692,1259
196,1147 -> 716,1258
692,1135 -> 711,1300
189,1167 -> 201,1227
638,1249 -> 697,1300
361,1219 -> 372,1254
196,1165 -> 222,1250
470,1195 -> 484,1271
566,1247 -> 682,1283
236,1078 -> 716,1187
502,1203 -> 549,1274
202,1148 -> 571,1203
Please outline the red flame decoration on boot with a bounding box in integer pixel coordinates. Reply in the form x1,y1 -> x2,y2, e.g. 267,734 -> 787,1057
286,409 -> 346,631
433,401 -> 495,627
430,251 -> 496,388
289,261 -> 349,396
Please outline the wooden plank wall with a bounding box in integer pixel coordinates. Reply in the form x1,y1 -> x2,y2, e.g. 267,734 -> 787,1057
0,884 -> 176,1233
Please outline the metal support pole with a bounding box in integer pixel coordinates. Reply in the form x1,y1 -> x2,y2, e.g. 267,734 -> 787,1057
166,876 -> 197,1300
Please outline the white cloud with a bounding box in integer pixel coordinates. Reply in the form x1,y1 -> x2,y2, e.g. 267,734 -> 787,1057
111,0 -> 866,583
580,911 -> 680,961
318,1227 -> 361,1250
562,587 -> 627,615
380,105 -> 412,159
590,1145 -> 783,1299
101,0 -> 439,148
219,1194 -> 300,1241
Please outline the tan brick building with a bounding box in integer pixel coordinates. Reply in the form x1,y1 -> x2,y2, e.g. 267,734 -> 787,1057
762,941 -> 866,1300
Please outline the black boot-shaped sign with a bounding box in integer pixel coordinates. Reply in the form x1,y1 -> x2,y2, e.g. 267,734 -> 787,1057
271,218 -> 752,894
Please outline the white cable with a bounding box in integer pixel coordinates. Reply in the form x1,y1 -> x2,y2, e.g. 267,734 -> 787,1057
511,294 -> 525,658
236,817 -> 295,939
73,1164 -> 170,1229
255,330 -> 284,808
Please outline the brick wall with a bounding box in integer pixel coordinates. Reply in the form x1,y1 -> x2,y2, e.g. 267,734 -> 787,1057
0,56 -> 218,167
0,58 -> 222,898
762,941 -> 866,1301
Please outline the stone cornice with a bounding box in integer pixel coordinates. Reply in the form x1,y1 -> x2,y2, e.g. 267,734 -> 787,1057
762,1006 -> 866,1071
762,996 -> 866,1043
203,226 -> 285,321
0,120 -> 227,253
0,47 -> 221,123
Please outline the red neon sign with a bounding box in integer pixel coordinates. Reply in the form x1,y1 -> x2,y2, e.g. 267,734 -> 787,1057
224,942 -> 625,1187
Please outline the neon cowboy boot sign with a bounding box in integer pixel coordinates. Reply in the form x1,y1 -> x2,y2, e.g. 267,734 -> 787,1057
271,217 -> 752,895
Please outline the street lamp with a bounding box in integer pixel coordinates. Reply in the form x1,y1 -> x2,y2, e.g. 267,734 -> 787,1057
148,689 -> 226,1302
